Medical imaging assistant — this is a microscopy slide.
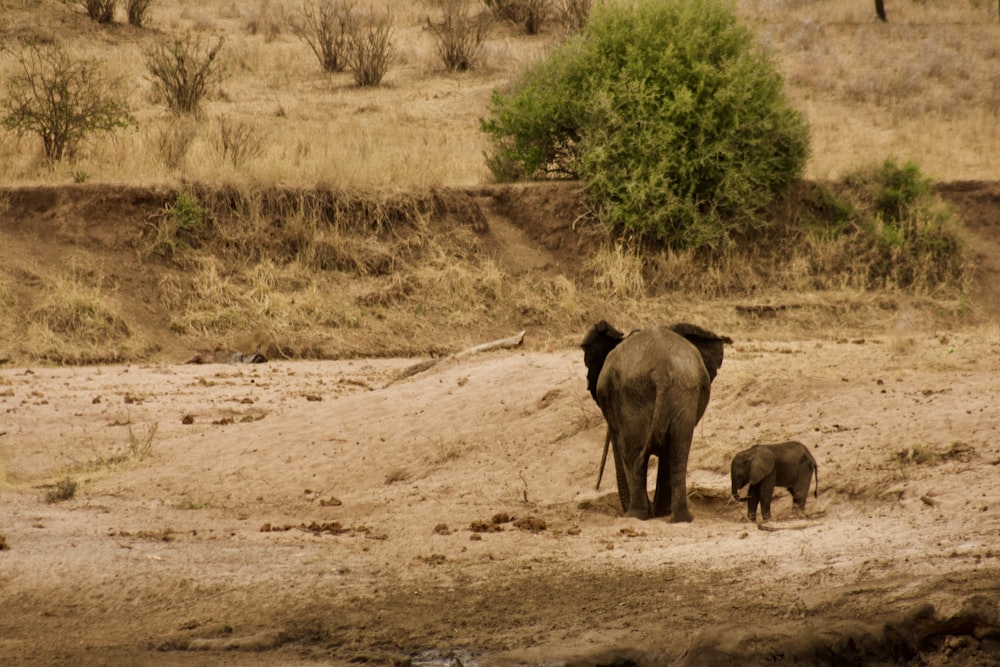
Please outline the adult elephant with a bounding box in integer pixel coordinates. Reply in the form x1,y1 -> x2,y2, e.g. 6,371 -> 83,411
582,320 -> 730,522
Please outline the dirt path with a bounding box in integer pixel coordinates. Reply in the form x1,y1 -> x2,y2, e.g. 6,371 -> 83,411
2,326 -> 999,665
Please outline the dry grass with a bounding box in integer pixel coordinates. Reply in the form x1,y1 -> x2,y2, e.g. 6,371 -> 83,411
3,0 -> 996,185
23,262 -> 152,364
587,241 -> 646,299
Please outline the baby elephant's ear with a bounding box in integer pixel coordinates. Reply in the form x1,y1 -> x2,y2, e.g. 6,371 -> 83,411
749,447 -> 776,485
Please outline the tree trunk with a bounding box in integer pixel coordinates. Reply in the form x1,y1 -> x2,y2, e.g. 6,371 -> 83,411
875,0 -> 887,22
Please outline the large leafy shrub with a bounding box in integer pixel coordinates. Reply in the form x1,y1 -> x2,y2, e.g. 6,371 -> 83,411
482,0 -> 809,248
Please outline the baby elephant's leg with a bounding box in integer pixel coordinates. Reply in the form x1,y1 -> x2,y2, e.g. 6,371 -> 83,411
758,476 -> 776,521
747,486 -> 760,522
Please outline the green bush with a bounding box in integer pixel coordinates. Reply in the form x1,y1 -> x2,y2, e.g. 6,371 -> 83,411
481,0 -> 809,249
152,192 -> 207,257
842,159 -> 965,289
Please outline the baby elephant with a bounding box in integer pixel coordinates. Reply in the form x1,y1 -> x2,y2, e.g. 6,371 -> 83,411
731,441 -> 818,522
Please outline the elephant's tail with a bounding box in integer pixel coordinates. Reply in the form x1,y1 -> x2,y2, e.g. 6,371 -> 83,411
596,427 -> 611,490
813,463 -> 819,498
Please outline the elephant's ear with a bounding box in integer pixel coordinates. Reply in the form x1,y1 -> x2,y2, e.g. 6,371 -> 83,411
581,321 -> 626,403
668,322 -> 733,383
749,447 -> 776,486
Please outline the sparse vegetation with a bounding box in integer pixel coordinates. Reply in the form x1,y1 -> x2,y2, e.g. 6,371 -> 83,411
292,0 -> 354,72
82,0 -> 117,23
486,0 -> 551,34
346,8 -> 394,86
427,0 -> 493,72
124,0 -> 154,27
0,42 -> 136,163
215,117 -> 265,167
151,191 -> 207,257
587,241 -> 645,299
482,0 -> 810,249
556,0 -> 592,33
46,476 -> 78,503
153,118 -> 199,170
0,0 -> 995,187
245,0 -> 285,40
31,279 -> 128,344
144,35 -> 226,115
125,421 -> 157,463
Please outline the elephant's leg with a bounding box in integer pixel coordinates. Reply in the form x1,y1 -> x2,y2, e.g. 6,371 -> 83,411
758,474 -> 777,521
791,464 -> 813,511
614,407 -> 652,519
747,485 -> 759,521
611,438 -> 630,515
652,455 -> 671,518
624,454 -> 652,519
665,429 -> 694,523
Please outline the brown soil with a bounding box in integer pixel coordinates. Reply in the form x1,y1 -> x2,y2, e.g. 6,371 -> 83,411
1,183 -> 1000,666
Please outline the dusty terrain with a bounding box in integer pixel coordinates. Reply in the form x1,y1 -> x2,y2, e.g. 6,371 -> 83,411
1,318 -> 999,666
1,184 -> 999,667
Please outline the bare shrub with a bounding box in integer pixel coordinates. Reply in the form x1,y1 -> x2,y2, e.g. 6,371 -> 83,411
346,9 -> 394,86
46,477 -> 77,503
292,0 -> 354,72
427,0 -> 493,72
144,35 -> 226,115
215,117 -> 265,167
485,0 -> 550,34
522,0 -> 551,33
556,0 -> 591,33
154,118 -> 199,169
246,0 -> 286,41
125,422 -> 157,462
0,42 -> 136,162
124,0 -> 154,27
83,0 -> 117,23
485,0 -> 522,23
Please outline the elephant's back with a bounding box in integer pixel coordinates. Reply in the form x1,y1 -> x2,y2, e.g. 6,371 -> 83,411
599,326 -> 709,392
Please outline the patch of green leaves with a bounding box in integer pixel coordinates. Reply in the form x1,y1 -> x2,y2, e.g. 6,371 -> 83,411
482,0 -> 809,249
152,192 -> 207,257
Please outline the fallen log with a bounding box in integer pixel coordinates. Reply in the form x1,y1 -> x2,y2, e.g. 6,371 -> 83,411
387,330 -> 526,385
757,520 -> 823,532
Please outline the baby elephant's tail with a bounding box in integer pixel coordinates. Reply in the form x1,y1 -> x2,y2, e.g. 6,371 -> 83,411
813,463 -> 819,498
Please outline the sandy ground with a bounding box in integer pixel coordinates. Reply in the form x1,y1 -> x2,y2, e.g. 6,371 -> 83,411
1,325 -> 999,666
